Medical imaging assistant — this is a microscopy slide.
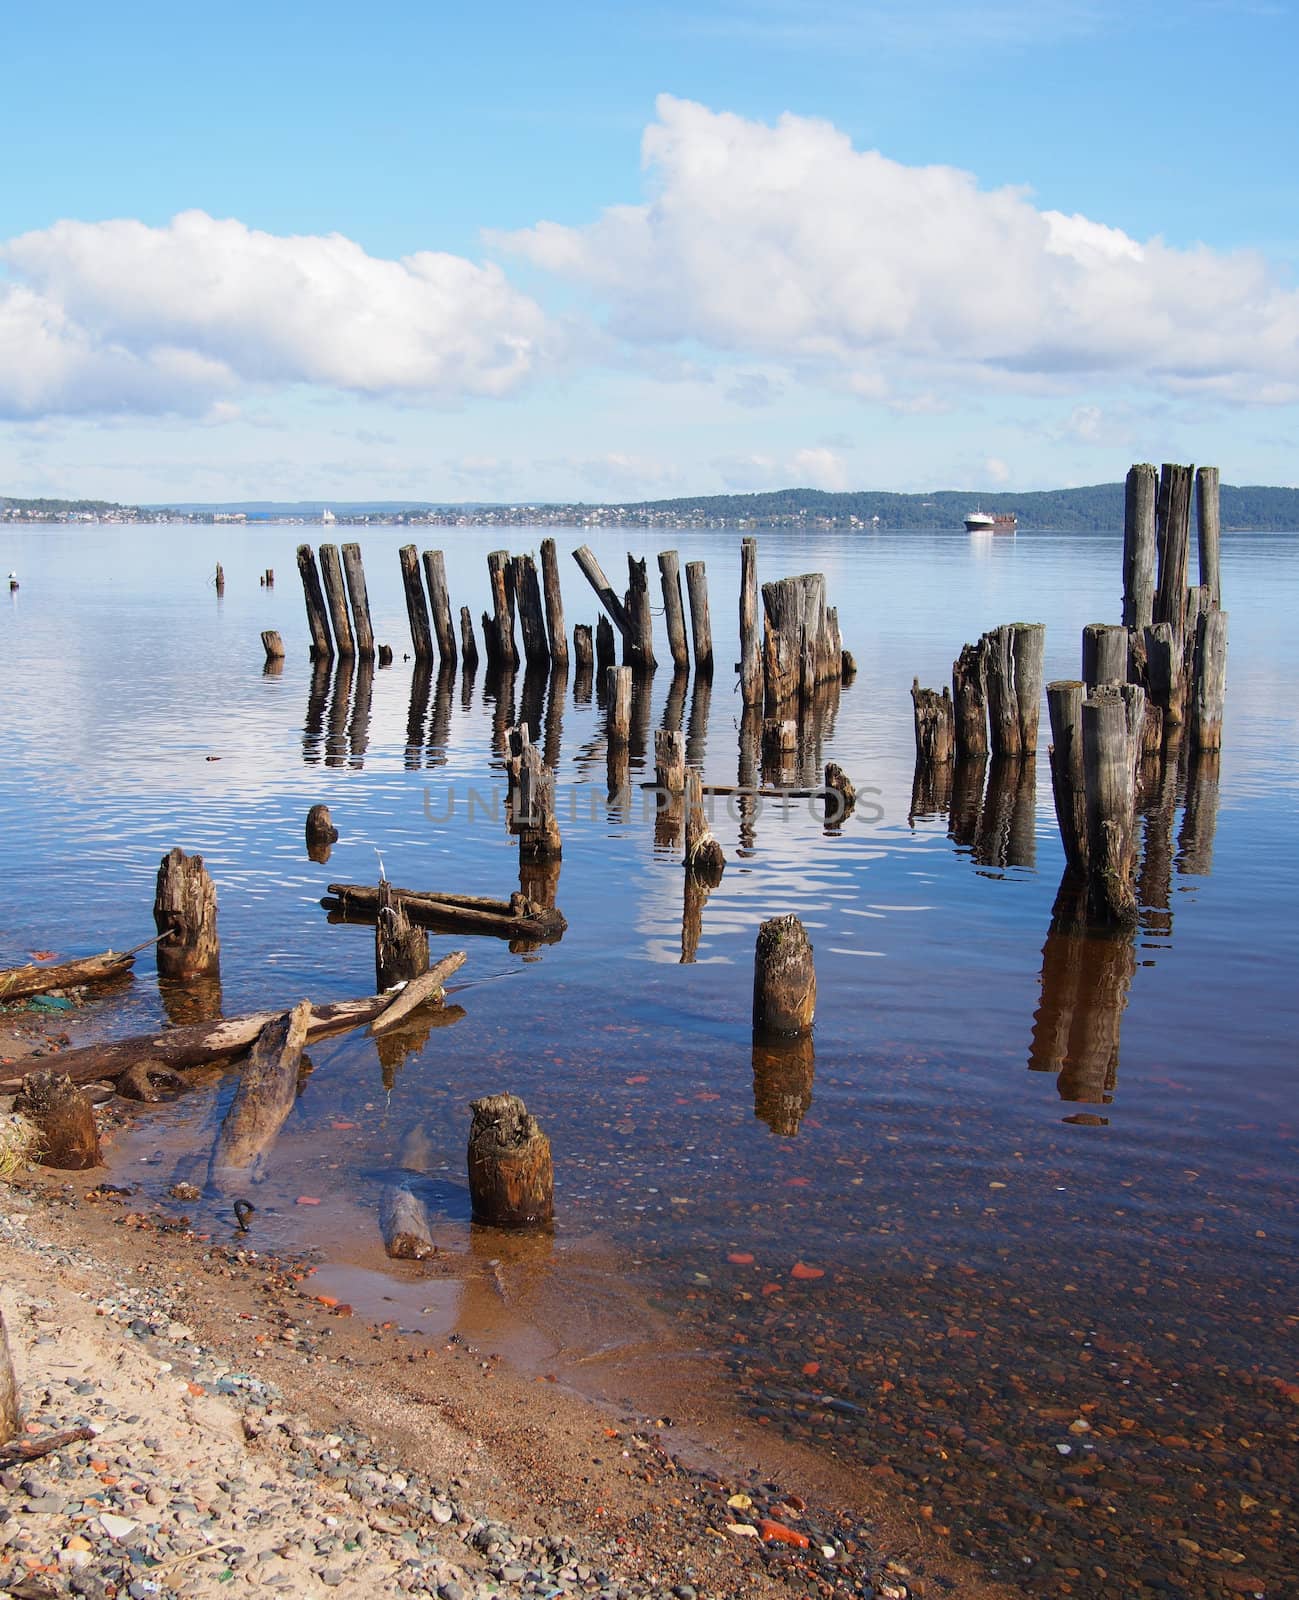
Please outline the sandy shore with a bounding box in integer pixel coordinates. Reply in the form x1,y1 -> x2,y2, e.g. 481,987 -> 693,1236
1,1011 -> 1011,1600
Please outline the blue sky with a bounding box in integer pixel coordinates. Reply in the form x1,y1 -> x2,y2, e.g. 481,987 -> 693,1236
2,0 -> 1297,503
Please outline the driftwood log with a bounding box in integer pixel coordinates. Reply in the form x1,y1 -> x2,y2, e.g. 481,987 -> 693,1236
14,1071 -> 101,1169
467,1093 -> 554,1229
210,1001 -> 312,1186
0,938 -> 154,1004
0,1310 -> 18,1449
381,1185 -> 437,1260
324,883 -> 566,942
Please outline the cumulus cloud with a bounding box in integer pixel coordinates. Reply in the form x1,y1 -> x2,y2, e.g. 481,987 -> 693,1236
0,211 -> 553,419
714,447 -> 849,491
500,95 -> 1299,401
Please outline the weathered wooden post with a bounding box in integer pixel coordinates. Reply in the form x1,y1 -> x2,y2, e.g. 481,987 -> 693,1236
824,761 -> 856,824
952,640 -> 988,760
1196,466 -> 1221,608
154,847 -> 220,979
0,1308 -> 17,1448
1122,463 -> 1158,631
484,549 -> 519,671
399,544 -> 434,661
261,629 -> 286,663
517,743 -> 562,862
467,1093 -> 553,1229
684,767 -> 725,881
1013,622 -> 1045,752
595,615 -> 616,676
339,543 -> 374,657
573,623 -> 594,674
685,559 -> 714,676
911,679 -> 955,764
753,914 -> 816,1037
624,554 -> 657,670
1046,680 -> 1088,874
265,567 -> 275,587
1154,463 -> 1194,651
458,605 -> 479,672
15,1070 -> 101,1170
1143,622 -> 1184,732
540,538 -> 568,670
606,665 -> 632,745
214,562 -> 225,595
510,552 -> 551,673
1082,688 -> 1138,926
656,551 -> 689,672
740,537 -> 762,706
376,881 -> 430,991
296,544 -> 334,661
983,622 -> 1044,757
654,728 -> 686,796
305,804 -> 338,861
1189,607 -> 1228,751
1082,623 -> 1128,689
422,549 -> 457,666
319,544 -> 355,656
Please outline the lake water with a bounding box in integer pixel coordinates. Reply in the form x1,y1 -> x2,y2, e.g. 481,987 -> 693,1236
2,521 -> 1296,1596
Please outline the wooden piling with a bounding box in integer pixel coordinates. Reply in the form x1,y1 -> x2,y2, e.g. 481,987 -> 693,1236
1082,689 -> 1138,925
824,761 -> 856,824
398,544 -> 434,661
1190,607 -> 1228,751
296,544 -> 334,661
1142,622 -> 1184,731
305,803 -> 338,855
740,537 -> 762,705
214,563 -> 225,595
952,640 -> 988,760
607,666 -> 632,745
983,622 -> 1044,757
685,560 -> 714,676
376,881 -> 430,991
1082,623 -> 1128,689
540,538 -> 568,670
596,616 -> 616,676
655,728 -> 686,795
658,551 -> 690,672
154,847 -> 221,980
1196,466 -> 1221,608
753,914 -> 816,1038
1122,463 -> 1158,631
421,550 -> 457,666
573,623 -> 594,674
467,1093 -> 553,1229
15,1070 -> 100,1170
910,679 -> 955,765
319,544 -> 355,656
684,767 -> 725,882
261,629 -> 285,662
517,743 -> 562,862
624,555 -> 657,670
484,549 -> 519,672
378,643 -> 394,667
1013,622 -> 1045,752
1046,680 -> 1088,874
458,605 -> 479,672
1154,463 -> 1194,651
265,567 -> 274,587
572,545 -> 643,665
510,552 -> 550,673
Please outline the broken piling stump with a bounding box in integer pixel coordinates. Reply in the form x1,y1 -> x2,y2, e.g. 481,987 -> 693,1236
823,761 -> 856,824
467,1093 -> 553,1229
1046,681 -> 1088,875
261,629 -> 286,663
572,623 -> 594,676
1082,623 -> 1129,689
376,881 -> 430,991
952,640 -> 987,760
607,665 -> 632,745
1190,607 -> 1228,751
1082,688 -> 1139,926
154,847 -> 220,980
911,679 -> 955,764
305,804 -> 338,858
753,914 -> 816,1038
595,615 -> 616,676
516,744 -> 562,863
623,554 -> 657,670
684,768 -> 725,882
654,728 -> 686,795
214,563 -> 225,596
15,1070 -> 101,1170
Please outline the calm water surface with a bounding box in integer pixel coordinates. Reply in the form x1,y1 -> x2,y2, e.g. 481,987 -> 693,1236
2,522 -> 1296,1595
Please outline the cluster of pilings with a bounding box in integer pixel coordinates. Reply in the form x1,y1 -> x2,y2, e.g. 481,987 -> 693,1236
1047,463 -> 1227,925
291,543 -> 378,665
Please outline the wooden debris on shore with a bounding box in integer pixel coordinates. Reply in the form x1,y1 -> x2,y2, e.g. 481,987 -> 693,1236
14,1070 -> 101,1170
324,882 -> 566,942
209,1000 -> 312,1186
381,1184 -> 437,1259
154,848 -> 220,981
467,1092 -> 553,1229
0,1310 -> 17,1449
0,937 -> 155,1004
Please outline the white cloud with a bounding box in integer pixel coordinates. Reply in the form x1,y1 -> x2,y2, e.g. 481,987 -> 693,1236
0,211 -> 553,419
985,455 -> 1011,483
713,447 -> 849,491
500,95 -> 1299,402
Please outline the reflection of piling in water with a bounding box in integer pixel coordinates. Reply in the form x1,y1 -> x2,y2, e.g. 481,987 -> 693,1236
422,662 -> 453,770
1137,748 -> 1179,938
687,673 -> 713,769
752,1034 -> 816,1137
629,668 -> 653,763
324,653 -> 354,768
158,971 -> 225,1027
974,756 -> 1035,869
405,660 -> 433,771
349,653 -> 374,769
519,855 -> 561,913
662,668 -> 687,736
1177,749 -> 1220,876
303,657 -> 330,764
761,718 -> 798,789
680,867 -> 712,963
1029,873 -> 1134,1104
736,702 -> 760,856
685,768 -> 725,882
654,730 -> 686,853
948,753 -> 987,848
909,752 -> 953,825
519,664 -> 547,745
484,665 -> 517,758
543,662 -> 567,772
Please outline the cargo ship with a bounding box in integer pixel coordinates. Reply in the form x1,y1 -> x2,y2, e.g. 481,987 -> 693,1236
964,510 -> 1017,533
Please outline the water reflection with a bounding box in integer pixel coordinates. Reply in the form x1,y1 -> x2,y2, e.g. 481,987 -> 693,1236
909,754 -> 952,825
325,654 -> 355,768
303,658 -> 331,764
405,661 -> 433,771
974,755 -> 1036,871
349,654 -> 374,768
752,1034 -> 816,1136
158,972 -> 224,1026
948,753 -> 987,849
1178,750 -> 1220,875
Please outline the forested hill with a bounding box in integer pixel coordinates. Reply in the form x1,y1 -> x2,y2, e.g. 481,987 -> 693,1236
625,483 -> 1299,531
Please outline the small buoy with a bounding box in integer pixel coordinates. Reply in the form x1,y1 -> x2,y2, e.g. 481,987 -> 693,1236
7,572 -> 17,592
233,1198 -> 255,1232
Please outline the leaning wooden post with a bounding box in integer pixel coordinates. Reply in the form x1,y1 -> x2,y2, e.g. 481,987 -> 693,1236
658,551 -> 690,672
753,914 -> 816,1037
261,629 -> 285,663
739,537 -> 762,705
296,544 -> 334,661
1189,608 -> 1228,752
607,666 -> 632,745
398,544 -> 434,662
684,767 -> 725,880
1195,466 -> 1222,607
624,554 -> 657,670
467,1093 -> 554,1229
654,728 -> 686,795
1046,680 -> 1088,875
516,744 -> 562,862
15,1070 -> 101,1170
340,543 -> 375,658
510,552 -> 551,673
1082,689 -> 1138,926
539,538 -> 568,670
459,605 -> 479,672
154,847 -> 221,979
685,560 -> 714,677
376,881 -> 430,992
911,679 -> 955,764
0,1309 -> 18,1448
1154,463 -> 1194,652
572,545 -> 638,661
422,550 -> 457,666
319,544 -> 355,656
1082,623 -> 1129,689
952,640 -> 988,760
1122,463 -> 1158,631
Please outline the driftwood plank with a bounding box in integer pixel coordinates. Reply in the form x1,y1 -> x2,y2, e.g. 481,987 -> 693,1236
210,1001 -> 312,1185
